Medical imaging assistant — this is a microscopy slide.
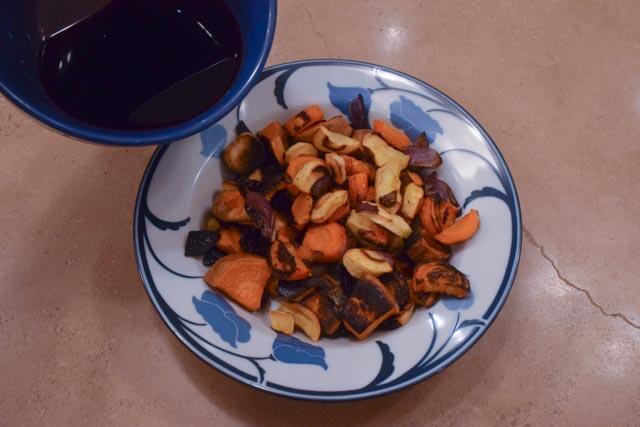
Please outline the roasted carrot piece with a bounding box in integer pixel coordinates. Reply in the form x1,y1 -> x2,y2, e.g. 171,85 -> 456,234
217,227 -> 243,254
298,222 -> 348,263
373,119 -> 410,151
291,193 -> 313,229
365,186 -> 376,202
419,196 -> 440,235
286,155 -> 319,180
204,253 -> 271,312
260,121 -> 290,165
341,155 -> 375,182
269,237 -> 311,281
434,209 -> 480,245
284,105 -> 325,136
347,172 -> 369,208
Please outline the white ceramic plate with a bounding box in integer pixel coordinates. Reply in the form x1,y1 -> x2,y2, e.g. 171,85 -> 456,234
134,59 -> 522,401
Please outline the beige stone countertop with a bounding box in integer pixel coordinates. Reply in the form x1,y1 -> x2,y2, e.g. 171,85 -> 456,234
1,0 -> 639,425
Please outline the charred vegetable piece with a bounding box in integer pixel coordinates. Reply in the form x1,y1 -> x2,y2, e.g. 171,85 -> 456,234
419,196 -> 459,236
204,253 -> 271,312
342,274 -> 399,340
362,133 -> 410,168
302,287 -> 344,335
380,272 -> 414,329
222,132 -> 265,175
245,191 -> 275,239
277,276 -> 331,301
372,119 -> 411,151
237,175 -> 262,193
358,203 -> 413,239
343,248 -> 394,279
348,94 -> 369,129
212,189 -> 253,224
312,126 -> 361,154
412,262 -> 470,298
310,174 -> 332,199
217,227 -> 243,254
269,237 -> 310,281
203,246 -> 225,267
421,172 -> 459,206
259,121 -> 290,165
299,222 -> 348,263
291,193 -> 314,229
239,227 -> 270,257
270,189 -> 294,217
278,302 -> 322,341
341,155 -> 376,182
405,145 -> 442,169
284,105 -> 324,137
406,228 -> 452,264
346,210 -> 391,248
414,291 -> 440,307
324,115 -> 353,136
185,230 -> 219,257
434,209 -> 480,245
270,310 -> 295,334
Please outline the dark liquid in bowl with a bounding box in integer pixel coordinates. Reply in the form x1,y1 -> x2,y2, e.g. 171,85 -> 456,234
38,0 -> 241,130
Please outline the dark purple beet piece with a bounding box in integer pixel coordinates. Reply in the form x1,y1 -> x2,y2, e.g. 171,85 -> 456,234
405,145 -> 442,169
245,191 -> 275,238
239,227 -> 270,257
356,201 -> 379,213
348,94 -> 369,129
270,189 -> 293,217
184,230 -> 219,257
421,172 -> 459,206
310,174 -> 331,199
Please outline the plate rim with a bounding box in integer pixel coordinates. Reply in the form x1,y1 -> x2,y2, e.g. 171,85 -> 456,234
133,58 -> 523,401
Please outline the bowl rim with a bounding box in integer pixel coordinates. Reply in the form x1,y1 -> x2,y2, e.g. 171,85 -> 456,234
0,0 -> 277,146
133,58 -> 523,401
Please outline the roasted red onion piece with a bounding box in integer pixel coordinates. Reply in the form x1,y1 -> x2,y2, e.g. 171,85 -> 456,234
348,94 -> 369,129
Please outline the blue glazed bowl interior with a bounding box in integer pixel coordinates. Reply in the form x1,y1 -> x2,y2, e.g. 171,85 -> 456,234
0,0 -> 276,145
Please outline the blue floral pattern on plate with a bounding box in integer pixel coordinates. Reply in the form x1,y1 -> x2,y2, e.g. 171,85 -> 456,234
134,60 -> 522,401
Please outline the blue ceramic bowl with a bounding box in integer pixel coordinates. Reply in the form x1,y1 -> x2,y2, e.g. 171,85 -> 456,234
0,0 -> 277,146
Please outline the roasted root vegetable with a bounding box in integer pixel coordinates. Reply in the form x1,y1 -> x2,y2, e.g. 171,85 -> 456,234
217,227 -> 242,254
342,274 -> 399,340
311,190 -> 349,224
269,237 -> 310,281
343,248 -> 394,279
212,189 -> 252,224
347,173 -> 369,208
434,209 -> 480,245
373,119 -> 411,151
291,193 -> 313,229
260,121 -> 290,165
313,126 -> 361,154
270,310 -> 295,334
362,133 -> 410,168
204,253 -> 271,311
285,142 -> 318,163
412,262 -> 470,298
298,222 -> 348,263
284,104 -> 324,137
222,133 -> 265,175
358,202 -> 413,239
346,210 -> 391,248
278,302 -> 322,341
185,99 -> 481,342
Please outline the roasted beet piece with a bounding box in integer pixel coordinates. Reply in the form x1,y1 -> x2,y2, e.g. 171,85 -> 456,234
310,174 -> 332,199
239,227 -> 270,257
348,94 -> 369,129
245,191 -> 275,239
405,145 -> 442,169
421,172 -> 459,206
379,191 -> 398,208
203,247 -> 225,267
356,201 -> 379,213
184,230 -> 219,257
270,189 -> 294,217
